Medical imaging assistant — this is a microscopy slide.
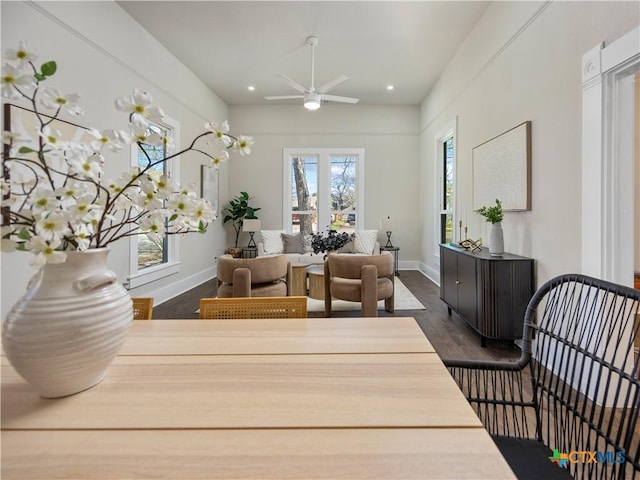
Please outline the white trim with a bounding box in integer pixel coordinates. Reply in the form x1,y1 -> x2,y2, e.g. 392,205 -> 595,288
433,117 -> 458,263
581,26 -> 639,285
135,264 -> 216,306
128,114 -> 182,288
127,261 -> 181,289
282,148 -> 365,231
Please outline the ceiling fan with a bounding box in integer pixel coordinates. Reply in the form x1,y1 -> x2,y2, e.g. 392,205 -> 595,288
264,36 -> 359,110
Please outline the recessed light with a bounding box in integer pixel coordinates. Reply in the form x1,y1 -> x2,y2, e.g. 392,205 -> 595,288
247,86 -> 256,92
386,85 -> 394,91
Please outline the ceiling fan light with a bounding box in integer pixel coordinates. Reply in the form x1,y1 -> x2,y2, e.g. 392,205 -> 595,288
304,98 -> 321,110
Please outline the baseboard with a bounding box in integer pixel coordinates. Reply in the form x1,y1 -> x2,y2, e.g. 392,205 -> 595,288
419,262 -> 440,286
146,266 -> 217,306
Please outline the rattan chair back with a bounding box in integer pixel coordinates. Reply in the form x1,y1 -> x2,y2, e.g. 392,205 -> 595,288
199,296 -> 307,319
132,297 -> 154,320
445,274 -> 640,480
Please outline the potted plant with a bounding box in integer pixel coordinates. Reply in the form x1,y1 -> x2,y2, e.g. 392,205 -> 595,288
477,199 -> 504,256
222,191 -> 260,256
311,229 -> 354,257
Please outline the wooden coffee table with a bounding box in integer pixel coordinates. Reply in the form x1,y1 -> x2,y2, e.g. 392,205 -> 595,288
307,265 -> 325,300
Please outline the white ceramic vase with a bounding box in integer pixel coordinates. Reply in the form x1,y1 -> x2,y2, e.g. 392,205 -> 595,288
488,222 -> 505,257
2,248 -> 132,398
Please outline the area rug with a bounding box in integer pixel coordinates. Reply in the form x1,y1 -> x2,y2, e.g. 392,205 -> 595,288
306,277 -> 425,313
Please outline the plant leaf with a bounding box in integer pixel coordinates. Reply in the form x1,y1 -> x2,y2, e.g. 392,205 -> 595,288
40,61 -> 57,76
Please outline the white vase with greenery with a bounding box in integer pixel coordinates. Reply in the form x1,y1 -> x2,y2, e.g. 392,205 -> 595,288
477,199 -> 504,257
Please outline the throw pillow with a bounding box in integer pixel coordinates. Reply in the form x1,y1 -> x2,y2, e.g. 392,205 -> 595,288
338,241 -> 355,253
261,230 -> 285,254
354,230 -> 378,254
282,232 -> 305,254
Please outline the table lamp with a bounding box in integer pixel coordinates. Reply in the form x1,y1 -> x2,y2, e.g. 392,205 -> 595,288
242,219 -> 261,248
381,216 -> 396,248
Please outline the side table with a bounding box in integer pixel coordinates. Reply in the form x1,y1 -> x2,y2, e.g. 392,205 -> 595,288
307,265 -> 325,300
290,262 -> 310,296
380,246 -> 399,276
242,248 -> 257,259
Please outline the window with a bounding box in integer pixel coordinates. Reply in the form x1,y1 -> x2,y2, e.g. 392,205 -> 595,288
128,116 -> 181,288
435,118 -> 457,247
441,137 -> 455,244
284,148 -> 364,236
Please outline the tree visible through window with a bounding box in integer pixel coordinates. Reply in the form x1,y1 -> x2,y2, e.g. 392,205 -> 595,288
285,149 -> 363,236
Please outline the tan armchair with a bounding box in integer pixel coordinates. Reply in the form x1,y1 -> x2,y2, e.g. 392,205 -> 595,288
216,254 -> 292,298
324,252 -> 395,317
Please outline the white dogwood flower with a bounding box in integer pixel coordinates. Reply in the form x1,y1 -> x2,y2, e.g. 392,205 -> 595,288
209,150 -> 229,169
115,88 -> 164,124
25,236 -> 67,267
87,128 -> 125,152
40,87 -> 84,116
204,120 -> 231,146
232,135 -> 254,156
3,41 -> 38,67
1,64 -> 36,99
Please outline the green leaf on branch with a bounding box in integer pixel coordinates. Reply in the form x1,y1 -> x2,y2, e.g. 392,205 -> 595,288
40,61 -> 57,77
168,214 -> 178,222
17,227 -> 31,240
18,146 -> 37,154
34,73 -> 46,81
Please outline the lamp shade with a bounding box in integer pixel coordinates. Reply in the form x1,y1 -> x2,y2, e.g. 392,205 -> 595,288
381,216 -> 396,231
242,219 -> 261,232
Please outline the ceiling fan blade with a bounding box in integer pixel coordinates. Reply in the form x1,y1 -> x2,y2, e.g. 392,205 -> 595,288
264,95 -> 305,100
279,74 -> 307,94
321,94 -> 359,104
317,75 -> 349,94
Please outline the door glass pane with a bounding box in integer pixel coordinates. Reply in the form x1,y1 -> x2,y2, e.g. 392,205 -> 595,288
442,213 -> 454,244
330,155 -> 357,234
291,156 -> 318,235
137,123 -> 168,269
444,138 -> 454,211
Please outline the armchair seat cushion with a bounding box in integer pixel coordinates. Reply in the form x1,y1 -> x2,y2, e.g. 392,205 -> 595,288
218,280 -> 287,298
330,277 -> 393,302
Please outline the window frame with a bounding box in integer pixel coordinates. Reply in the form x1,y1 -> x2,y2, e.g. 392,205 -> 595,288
128,115 -> 181,289
283,148 -> 365,234
434,118 -> 457,257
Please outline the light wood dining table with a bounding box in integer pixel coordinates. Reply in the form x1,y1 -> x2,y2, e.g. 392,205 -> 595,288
2,317 -> 516,479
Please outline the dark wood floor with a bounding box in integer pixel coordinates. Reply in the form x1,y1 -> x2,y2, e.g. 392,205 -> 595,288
152,270 -> 520,362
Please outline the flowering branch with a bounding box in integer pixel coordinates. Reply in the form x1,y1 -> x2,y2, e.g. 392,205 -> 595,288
1,41 -> 253,267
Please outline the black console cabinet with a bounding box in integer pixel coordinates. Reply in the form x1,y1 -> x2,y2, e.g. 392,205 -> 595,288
440,244 -> 535,347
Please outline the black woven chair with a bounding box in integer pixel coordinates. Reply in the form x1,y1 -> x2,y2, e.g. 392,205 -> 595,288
443,274 -> 640,480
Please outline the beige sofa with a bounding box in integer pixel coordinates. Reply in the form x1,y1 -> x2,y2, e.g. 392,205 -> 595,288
257,230 -> 380,265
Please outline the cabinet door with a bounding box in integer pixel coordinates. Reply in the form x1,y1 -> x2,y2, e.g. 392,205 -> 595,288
456,253 -> 478,328
440,246 -> 459,309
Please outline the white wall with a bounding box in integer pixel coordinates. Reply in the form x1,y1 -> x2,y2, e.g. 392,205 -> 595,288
419,1 -> 640,285
229,105 -> 420,265
1,1 -> 231,317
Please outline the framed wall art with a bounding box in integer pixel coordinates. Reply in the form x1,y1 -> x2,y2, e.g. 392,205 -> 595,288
200,165 -> 219,215
472,121 -> 531,211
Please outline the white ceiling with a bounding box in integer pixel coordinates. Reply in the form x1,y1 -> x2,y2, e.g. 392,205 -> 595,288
118,1 -> 491,107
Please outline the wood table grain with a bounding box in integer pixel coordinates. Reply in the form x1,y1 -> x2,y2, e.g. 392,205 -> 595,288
1,317 -> 516,479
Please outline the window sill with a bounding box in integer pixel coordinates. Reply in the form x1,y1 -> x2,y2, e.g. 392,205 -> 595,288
128,261 -> 181,289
